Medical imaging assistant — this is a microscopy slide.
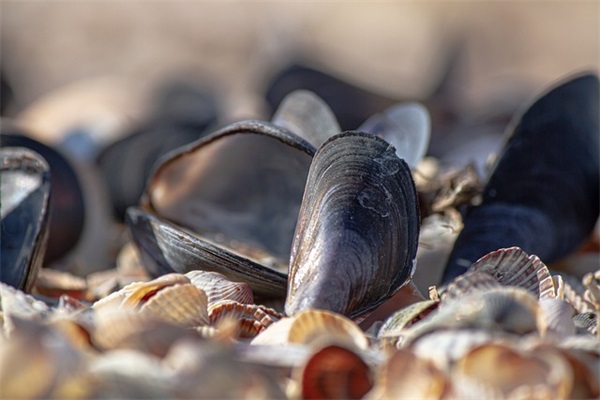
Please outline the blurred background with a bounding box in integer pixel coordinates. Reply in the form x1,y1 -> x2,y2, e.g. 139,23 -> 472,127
1,2 -> 598,279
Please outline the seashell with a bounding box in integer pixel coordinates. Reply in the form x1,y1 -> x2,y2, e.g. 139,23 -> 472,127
443,247 -> 557,301
582,270 -> 600,308
1,129 -> 84,264
528,342 -> 599,399
440,271 -> 501,302
0,282 -> 50,335
208,300 -> 282,339
127,117 -> 316,299
573,311 -> 598,336
138,283 -> 209,327
252,309 -> 369,350
91,273 -> 190,312
0,146 -> 51,292
410,329 -> 510,373
34,268 -> 88,301
358,102 -> 431,169
270,89 -> 341,148
443,73 -> 600,282
452,343 -> 573,400
538,298 -> 576,338
377,300 -> 439,348
185,270 -> 254,305
366,349 -> 449,399
90,308 -> 199,354
0,316 -> 89,399
265,64 -> 396,131
400,287 -> 542,345
296,344 -> 373,400
286,132 -> 420,318
88,349 -> 173,399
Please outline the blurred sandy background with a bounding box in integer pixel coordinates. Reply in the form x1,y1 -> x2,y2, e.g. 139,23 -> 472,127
2,2 -> 598,126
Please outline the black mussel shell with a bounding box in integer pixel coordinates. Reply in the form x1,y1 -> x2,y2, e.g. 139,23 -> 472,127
443,73 -> 600,282
1,147 -> 51,291
126,120 -> 316,298
1,128 -> 85,263
285,132 -> 420,318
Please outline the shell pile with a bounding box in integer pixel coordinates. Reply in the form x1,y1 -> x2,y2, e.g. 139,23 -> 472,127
1,72 -> 599,399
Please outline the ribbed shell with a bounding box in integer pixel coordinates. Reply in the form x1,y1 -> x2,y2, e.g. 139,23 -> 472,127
377,300 -> 439,340
185,270 -> 254,305
440,271 -> 501,302
468,247 -> 556,298
286,132 -> 420,318
139,283 -> 209,327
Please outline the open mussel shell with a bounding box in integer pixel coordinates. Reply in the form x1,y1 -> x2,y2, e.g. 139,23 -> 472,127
358,102 -> 431,169
1,147 -> 51,292
270,90 -> 341,149
127,120 -> 316,299
443,73 -> 600,282
285,132 -> 420,318
1,128 -> 85,263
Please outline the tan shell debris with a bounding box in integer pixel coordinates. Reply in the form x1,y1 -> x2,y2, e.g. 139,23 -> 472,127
208,300 -> 282,339
186,270 -> 254,305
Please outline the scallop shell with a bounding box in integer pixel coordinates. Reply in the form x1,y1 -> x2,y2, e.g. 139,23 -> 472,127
377,300 -> 439,348
467,247 -> 556,298
252,309 -> 369,350
208,300 -> 282,339
440,271 -> 501,302
538,298 -> 576,339
286,132 -> 420,318
358,102 -> 431,169
138,283 -> 209,327
366,349 -> 449,399
573,311 -> 598,336
91,273 -> 190,312
296,344 -> 373,400
443,74 -> 600,283
0,146 -> 51,292
400,287 -> 542,345
185,270 -> 253,305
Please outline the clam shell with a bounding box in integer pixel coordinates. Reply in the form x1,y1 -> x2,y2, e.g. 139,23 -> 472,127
443,74 -> 600,282
358,102 -> 431,169
440,271 -> 501,302
366,349 -> 449,399
185,270 -> 254,305
286,132 -> 420,318
270,90 -> 341,148
0,146 -> 51,292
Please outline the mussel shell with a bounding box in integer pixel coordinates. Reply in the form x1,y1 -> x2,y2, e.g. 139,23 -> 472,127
358,102 -> 431,169
1,147 -> 51,292
1,129 -> 85,263
127,120 -> 316,298
126,207 -> 287,299
443,73 -> 600,282
285,132 -> 420,318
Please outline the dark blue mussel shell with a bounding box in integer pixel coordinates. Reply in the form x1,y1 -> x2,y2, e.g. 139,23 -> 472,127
1,147 -> 51,291
442,73 -> 600,282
